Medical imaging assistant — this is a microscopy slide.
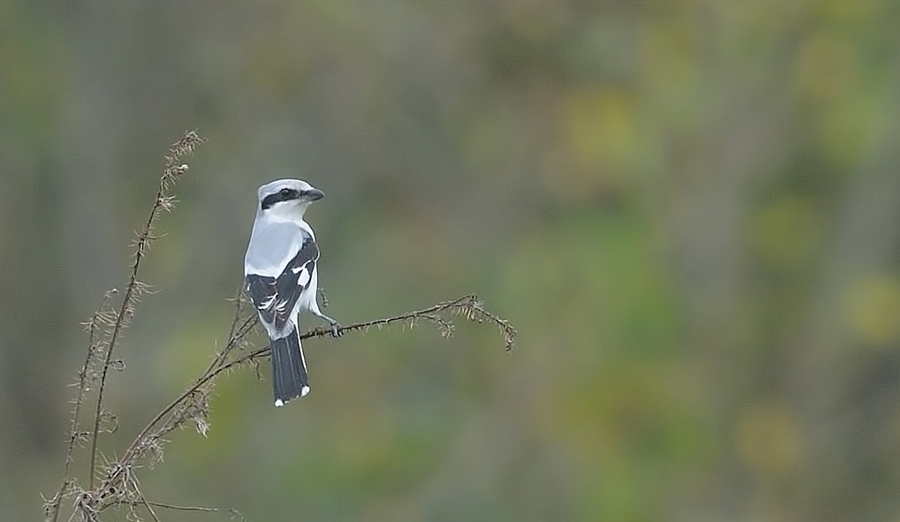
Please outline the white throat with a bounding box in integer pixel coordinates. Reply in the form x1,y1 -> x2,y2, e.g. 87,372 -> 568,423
260,201 -> 310,224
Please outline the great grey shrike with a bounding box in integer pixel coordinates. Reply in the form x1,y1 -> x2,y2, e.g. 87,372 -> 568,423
244,179 -> 340,406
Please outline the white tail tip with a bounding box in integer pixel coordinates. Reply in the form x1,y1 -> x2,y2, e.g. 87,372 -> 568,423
274,386 -> 310,407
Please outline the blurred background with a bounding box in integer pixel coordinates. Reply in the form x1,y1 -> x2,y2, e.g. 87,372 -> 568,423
2,0 -> 900,520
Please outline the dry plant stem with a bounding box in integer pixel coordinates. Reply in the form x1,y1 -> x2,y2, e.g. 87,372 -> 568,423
138,494 -> 162,522
86,293 -> 513,519
49,130 -> 517,521
101,501 -> 243,521
119,311 -> 257,465
206,289 -> 253,378
86,130 -> 204,490
116,293 -> 514,474
45,293 -> 113,522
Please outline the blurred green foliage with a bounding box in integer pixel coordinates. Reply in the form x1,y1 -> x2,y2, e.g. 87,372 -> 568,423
2,0 -> 900,520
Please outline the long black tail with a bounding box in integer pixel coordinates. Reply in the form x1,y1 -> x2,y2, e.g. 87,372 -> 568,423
270,326 -> 309,406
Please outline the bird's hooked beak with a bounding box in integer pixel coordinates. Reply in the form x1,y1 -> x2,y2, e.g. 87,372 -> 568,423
303,188 -> 324,201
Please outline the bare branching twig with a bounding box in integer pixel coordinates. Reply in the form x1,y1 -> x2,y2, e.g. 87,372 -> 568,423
43,291 -> 115,522
101,500 -> 244,521
87,130 -> 205,491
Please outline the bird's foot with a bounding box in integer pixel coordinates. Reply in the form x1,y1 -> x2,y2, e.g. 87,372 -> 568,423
329,321 -> 342,338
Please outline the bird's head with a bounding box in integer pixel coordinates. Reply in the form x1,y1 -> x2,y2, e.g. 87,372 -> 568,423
257,179 -> 324,220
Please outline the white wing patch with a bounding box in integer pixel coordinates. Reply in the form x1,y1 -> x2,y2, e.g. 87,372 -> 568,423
296,267 -> 311,288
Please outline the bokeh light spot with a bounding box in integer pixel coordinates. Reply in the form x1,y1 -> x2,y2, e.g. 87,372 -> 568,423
734,402 -> 803,478
846,274 -> 900,346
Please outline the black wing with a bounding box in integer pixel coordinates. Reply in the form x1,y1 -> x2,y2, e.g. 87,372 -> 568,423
246,237 -> 319,333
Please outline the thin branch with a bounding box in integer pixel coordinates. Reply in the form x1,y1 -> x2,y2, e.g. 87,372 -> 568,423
103,500 -> 243,520
113,293 -> 514,473
202,290 -> 254,380
138,494 -> 162,522
88,130 -> 204,490
45,290 -> 117,522
300,293 -> 517,351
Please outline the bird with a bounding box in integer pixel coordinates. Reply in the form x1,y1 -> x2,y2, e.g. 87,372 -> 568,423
243,179 -> 341,406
